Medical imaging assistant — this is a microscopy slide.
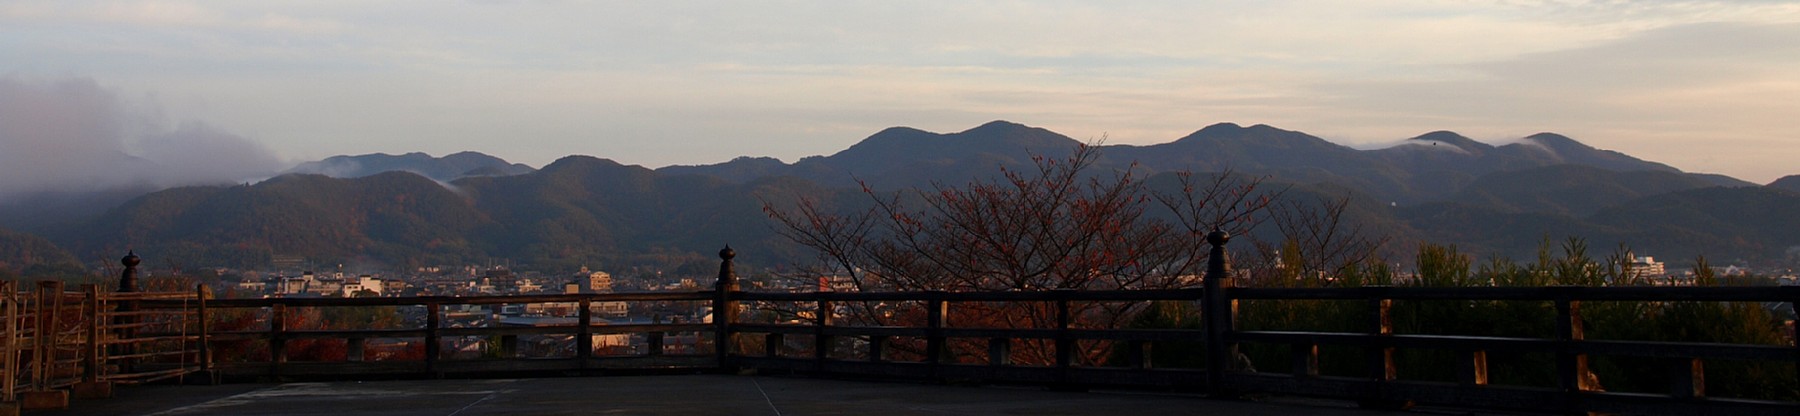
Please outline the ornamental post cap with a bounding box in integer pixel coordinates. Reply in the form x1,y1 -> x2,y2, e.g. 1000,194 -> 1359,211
121,250 -> 141,267
719,246 -> 736,260
1206,230 -> 1231,246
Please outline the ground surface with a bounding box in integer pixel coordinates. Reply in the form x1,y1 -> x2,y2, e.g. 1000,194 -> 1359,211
27,375 -> 1433,416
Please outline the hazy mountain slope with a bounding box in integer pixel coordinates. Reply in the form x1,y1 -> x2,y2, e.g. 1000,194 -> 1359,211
1584,187 -> 1800,261
1769,175 -> 1800,194
287,151 -> 535,182
67,172 -> 491,268
0,225 -> 81,273
1449,165 -> 1727,217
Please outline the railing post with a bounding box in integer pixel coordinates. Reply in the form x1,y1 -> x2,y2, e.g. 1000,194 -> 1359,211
714,246 -> 739,371
814,297 -> 832,372
23,280 -> 69,410
1202,230 -> 1236,398
764,333 -> 783,358
73,284 -> 111,399
644,314 -> 662,356
925,292 -> 947,372
33,281 -> 62,392
196,284 -> 213,379
1789,292 -> 1798,398
1367,294 -> 1395,382
424,302 -> 441,376
269,302 -> 286,377
347,337 -> 365,362
1357,287 -> 1412,410
1053,290 -> 1076,389
498,335 -> 517,358
988,338 -> 1011,366
1127,340 -> 1151,370
1291,342 -> 1319,379
2,281 -> 16,404
577,297 -> 593,370
1554,291 -> 1591,412
1668,358 -> 1704,399
115,252 -> 139,375
867,335 -> 885,363
81,284 -> 101,385
1458,349 -> 1489,386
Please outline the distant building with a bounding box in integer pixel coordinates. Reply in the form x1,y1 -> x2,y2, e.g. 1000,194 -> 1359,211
1628,256 -> 1666,280
579,266 -> 613,293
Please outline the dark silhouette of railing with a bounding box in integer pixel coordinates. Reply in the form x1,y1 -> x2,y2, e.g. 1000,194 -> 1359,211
53,237 -> 1800,415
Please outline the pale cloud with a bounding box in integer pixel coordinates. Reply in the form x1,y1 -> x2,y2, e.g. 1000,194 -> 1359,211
0,76 -> 283,199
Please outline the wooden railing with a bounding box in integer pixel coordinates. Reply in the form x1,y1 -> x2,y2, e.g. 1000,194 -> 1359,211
172,291 -> 720,377
2,280 -> 205,410
23,241 -> 1800,415
1224,285 -> 1800,414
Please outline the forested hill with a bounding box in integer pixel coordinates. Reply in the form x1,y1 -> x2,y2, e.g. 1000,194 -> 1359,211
14,121 -> 1799,271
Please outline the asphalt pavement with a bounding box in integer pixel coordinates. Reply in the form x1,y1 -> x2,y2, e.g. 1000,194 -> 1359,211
31,375 -> 1420,416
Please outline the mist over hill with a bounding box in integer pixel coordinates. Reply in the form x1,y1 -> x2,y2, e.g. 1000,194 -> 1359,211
285,151 -> 537,182
10,121 -> 1797,273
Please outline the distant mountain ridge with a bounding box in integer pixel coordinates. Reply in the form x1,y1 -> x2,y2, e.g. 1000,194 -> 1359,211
10,120 -> 1799,273
660,120 -> 1730,204
286,151 -> 536,182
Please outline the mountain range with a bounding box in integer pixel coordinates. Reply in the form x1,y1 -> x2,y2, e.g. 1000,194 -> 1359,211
4,121 -> 1796,275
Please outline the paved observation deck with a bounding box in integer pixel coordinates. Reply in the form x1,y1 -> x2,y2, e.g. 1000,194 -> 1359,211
38,375 -> 1445,416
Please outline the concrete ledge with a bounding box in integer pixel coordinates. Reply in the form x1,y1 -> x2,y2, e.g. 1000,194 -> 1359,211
21,390 -> 68,410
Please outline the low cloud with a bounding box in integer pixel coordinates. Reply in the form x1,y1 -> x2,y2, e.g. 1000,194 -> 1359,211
0,76 -> 284,200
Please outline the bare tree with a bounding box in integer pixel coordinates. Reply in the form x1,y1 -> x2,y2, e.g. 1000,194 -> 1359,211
761,143 -> 1279,365
766,143 -> 1275,293
1245,195 -> 1390,287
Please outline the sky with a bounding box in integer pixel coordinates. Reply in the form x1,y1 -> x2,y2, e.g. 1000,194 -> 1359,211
2,0 -> 1798,194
